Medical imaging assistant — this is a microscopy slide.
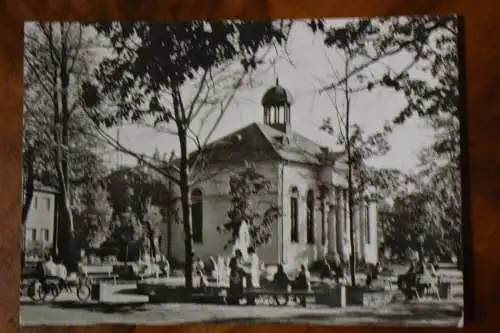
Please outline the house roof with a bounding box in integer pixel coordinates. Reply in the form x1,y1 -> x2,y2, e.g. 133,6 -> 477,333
190,122 -> 345,166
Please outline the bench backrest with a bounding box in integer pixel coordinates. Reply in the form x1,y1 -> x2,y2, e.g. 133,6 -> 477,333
81,265 -> 113,275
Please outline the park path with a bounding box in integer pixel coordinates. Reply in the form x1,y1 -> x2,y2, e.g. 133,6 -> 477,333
21,297 -> 463,327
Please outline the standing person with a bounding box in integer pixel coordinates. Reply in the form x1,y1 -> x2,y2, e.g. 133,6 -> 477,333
193,257 -> 205,287
205,256 -> 217,278
245,246 -> 260,305
228,249 -> 245,305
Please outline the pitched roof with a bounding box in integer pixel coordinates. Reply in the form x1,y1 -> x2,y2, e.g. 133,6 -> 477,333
192,122 -> 345,166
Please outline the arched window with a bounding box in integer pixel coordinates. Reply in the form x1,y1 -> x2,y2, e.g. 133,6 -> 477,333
191,189 -> 203,244
306,190 -> 315,244
290,187 -> 299,243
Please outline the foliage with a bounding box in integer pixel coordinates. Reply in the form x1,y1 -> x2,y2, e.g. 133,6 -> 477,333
105,165 -> 173,260
313,16 -> 462,264
217,162 -> 280,249
73,184 -> 113,251
106,166 -> 172,221
23,22 -> 106,271
105,209 -> 145,262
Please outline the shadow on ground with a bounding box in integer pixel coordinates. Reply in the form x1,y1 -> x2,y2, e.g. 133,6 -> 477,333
197,302 -> 462,325
48,301 -> 150,314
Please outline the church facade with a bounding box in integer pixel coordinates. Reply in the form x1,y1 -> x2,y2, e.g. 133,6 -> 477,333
163,80 -> 378,269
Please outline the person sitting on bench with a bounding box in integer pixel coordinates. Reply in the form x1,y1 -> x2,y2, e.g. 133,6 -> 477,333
319,258 -> 334,280
274,263 -> 291,291
293,264 -> 311,307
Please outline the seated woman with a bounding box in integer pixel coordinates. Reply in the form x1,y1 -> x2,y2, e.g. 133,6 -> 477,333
319,258 -> 334,280
293,264 -> 311,307
273,264 -> 291,291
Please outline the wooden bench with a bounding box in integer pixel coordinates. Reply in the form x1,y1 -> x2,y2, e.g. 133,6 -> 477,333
84,273 -> 118,285
240,288 -> 315,307
81,266 -> 118,285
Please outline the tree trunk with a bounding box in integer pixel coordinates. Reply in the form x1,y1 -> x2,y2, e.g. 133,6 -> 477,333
179,130 -> 194,291
21,148 -> 35,266
22,148 -> 35,225
55,22 -> 77,272
172,86 -> 194,292
345,62 -> 357,287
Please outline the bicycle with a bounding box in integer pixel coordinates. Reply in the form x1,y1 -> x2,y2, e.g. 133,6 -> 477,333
27,275 -> 92,304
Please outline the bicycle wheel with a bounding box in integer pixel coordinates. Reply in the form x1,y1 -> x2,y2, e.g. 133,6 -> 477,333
40,282 -> 59,303
77,282 -> 91,302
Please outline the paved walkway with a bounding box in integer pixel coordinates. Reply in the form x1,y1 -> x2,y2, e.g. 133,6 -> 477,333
20,294 -> 463,327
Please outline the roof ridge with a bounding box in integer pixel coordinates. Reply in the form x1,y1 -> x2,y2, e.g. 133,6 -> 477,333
253,122 -> 285,160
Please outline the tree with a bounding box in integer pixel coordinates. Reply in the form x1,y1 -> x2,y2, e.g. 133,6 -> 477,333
82,21 -> 289,290
310,15 -> 462,276
315,21 -> 401,286
217,162 -> 280,250
106,165 -> 173,260
23,22 -> 103,271
73,183 -> 113,252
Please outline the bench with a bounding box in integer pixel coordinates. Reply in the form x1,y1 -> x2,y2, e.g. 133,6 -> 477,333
84,274 -> 118,285
239,288 -> 315,307
81,268 -> 118,285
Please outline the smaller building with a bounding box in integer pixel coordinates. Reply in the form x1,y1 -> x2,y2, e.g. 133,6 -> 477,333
23,185 -> 58,254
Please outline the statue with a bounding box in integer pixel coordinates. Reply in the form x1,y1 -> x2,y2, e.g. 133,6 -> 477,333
232,220 -> 251,261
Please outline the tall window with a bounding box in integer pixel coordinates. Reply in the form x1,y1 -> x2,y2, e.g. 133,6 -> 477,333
46,198 -> 51,210
191,189 -> 203,244
32,229 -> 37,241
306,190 -> 315,244
43,229 -> 49,242
290,187 -> 299,243
365,205 -> 371,244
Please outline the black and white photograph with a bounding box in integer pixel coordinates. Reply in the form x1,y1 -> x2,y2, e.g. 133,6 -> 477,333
21,16 -> 466,327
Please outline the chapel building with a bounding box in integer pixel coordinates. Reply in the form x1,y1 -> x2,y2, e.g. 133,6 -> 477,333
164,79 -> 378,269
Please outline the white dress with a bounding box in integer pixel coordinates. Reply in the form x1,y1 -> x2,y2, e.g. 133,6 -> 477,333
248,254 -> 260,288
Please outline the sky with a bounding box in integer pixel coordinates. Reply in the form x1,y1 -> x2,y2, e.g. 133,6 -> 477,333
98,19 -> 440,173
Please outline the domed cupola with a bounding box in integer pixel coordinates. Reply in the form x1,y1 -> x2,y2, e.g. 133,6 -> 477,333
261,78 -> 293,133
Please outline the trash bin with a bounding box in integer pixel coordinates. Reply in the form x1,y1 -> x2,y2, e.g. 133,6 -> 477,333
90,283 -> 107,302
90,283 -> 100,301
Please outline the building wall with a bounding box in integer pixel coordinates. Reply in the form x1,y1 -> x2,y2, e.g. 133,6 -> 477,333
166,161 -> 281,263
24,191 -> 56,248
281,162 -> 325,271
163,159 -> 379,267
